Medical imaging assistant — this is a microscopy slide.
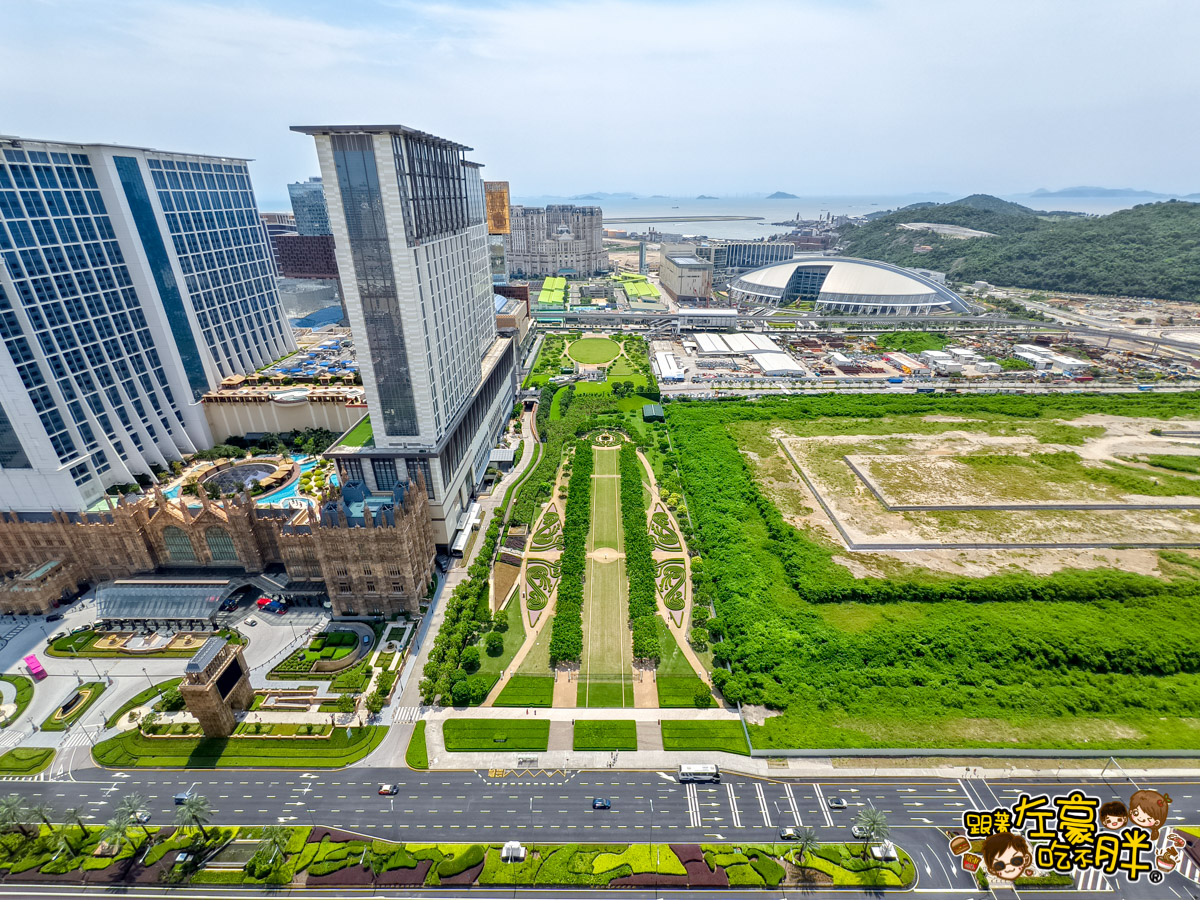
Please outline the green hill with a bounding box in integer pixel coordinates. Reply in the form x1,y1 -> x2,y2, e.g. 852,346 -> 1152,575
841,196 -> 1200,301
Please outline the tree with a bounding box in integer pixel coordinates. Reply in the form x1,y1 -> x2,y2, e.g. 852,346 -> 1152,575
175,795 -> 212,841
116,793 -> 153,843
484,632 -> 504,656
99,814 -> 131,857
854,807 -> 890,859
365,691 -> 385,716
336,694 -> 356,715
0,794 -> 35,839
256,823 -> 290,868
52,826 -> 79,859
790,826 -> 821,867
64,807 -> 91,839
460,646 -> 480,673
451,679 -> 471,706
26,802 -> 57,836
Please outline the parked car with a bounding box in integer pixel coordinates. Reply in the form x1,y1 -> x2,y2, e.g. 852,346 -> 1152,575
71,624 -> 91,634
378,784 -> 399,795
48,631 -> 67,642
591,798 -> 611,810
244,616 -> 258,626
255,597 -> 273,608
435,554 -> 450,573
219,598 -> 238,612
264,602 -> 286,615
135,812 -> 151,824
827,797 -> 848,810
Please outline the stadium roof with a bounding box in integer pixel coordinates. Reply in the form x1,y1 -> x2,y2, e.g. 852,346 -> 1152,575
731,257 -> 971,311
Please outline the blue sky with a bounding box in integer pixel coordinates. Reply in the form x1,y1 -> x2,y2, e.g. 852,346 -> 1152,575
2,0 -> 1198,208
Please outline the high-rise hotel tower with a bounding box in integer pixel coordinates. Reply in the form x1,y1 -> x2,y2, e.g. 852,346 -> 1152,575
0,136 -> 294,510
292,125 -> 515,546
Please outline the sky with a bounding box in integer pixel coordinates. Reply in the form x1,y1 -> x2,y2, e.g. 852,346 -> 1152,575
2,0 -> 1198,209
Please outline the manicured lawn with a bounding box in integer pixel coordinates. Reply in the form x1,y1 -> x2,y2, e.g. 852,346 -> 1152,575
661,720 -> 750,756
568,337 -> 620,365
657,676 -> 710,708
494,675 -> 554,707
0,674 -> 34,728
41,681 -> 106,731
442,719 -> 549,752
654,617 -> 709,707
339,416 -> 374,448
105,677 -> 183,728
405,721 -> 428,769
573,719 -> 637,751
0,747 -> 55,776
576,680 -> 632,708
91,725 -> 387,768
476,597 -> 525,682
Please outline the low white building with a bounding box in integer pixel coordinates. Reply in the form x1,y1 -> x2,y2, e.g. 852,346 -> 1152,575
654,351 -> 685,382
1015,351 -> 1052,370
974,361 -> 1002,375
749,351 -> 806,376
694,333 -> 732,355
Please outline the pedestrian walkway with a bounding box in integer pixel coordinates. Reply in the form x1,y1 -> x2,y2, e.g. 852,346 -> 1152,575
391,705 -> 421,724
1075,868 -> 1114,891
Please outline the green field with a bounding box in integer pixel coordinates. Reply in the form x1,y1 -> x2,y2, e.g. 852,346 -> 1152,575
580,446 -> 632,707
669,392 -> 1200,749
661,720 -> 751,756
442,719 -> 550,752
494,675 -> 555,707
573,719 -> 638,751
655,617 -> 709,707
568,337 -> 621,365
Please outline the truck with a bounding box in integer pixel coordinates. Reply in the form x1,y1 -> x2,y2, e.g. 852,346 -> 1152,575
886,377 -> 904,384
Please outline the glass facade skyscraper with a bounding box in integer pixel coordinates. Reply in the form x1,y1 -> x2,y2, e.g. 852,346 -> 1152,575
287,177 -> 331,236
292,124 -> 515,545
0,136 -> 294,511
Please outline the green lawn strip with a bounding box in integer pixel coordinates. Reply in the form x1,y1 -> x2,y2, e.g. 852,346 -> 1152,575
661,720 -> 749,756
494,675 -> 554,707
405,721 -> 428,769
0,674 -> 34,728
91,725 -> 387,768
46,628 -> 243,658
577,680 -> 630,708
654,618 -> 709,707
474,596 -> 525,682
572,719 -> 637,751
105,677 -> 183,728
442,719 -> 549,752
0,747 -> 54,776
41,681 -> 106,731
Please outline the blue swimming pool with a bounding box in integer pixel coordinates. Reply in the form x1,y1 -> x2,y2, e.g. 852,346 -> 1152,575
160,457 -> 337,506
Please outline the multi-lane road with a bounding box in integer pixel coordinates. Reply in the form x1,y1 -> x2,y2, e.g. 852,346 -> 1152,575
3,762 -> 1199,898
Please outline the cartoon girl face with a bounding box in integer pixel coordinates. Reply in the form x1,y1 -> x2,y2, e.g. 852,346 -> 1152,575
1128,790 -> 1172,839
1130,806 -> 1155,827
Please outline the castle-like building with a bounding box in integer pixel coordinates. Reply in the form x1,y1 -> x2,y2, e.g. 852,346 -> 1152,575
0,480 -> 434,617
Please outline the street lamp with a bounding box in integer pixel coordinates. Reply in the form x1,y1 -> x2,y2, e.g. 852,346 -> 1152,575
142,667 -> 154,690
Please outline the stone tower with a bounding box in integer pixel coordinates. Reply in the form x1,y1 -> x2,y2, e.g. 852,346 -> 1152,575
179,636 -> 254,738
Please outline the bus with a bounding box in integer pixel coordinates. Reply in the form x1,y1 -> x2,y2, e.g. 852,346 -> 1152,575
449,527 -> 470,559
23,654 -> 46,680
678,764 -> 720,783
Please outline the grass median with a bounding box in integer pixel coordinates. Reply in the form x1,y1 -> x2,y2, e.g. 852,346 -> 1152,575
0,675 -> 34,728
0,747 -> 55,776
442,719 -> 549,752
661,720 -> 750,756
573,719 -> 637,751
405,721 -> 428,769
92,725 -> 387,768
41,681 -> 106,731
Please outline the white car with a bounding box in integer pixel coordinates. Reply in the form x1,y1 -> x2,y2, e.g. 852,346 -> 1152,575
244,616 -> 258,626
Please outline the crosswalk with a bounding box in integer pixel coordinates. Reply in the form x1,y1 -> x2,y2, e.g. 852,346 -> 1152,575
59,729 -> 93,750
391,705 -> 421,724
685,783 -> 701,828
0,771 -> 47,782
1074,868 -> 1114,891
1179,854 -> 1200,885
0,729 -> 27,751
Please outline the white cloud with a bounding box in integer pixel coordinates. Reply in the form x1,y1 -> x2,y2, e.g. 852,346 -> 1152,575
1,0 -> 1197,202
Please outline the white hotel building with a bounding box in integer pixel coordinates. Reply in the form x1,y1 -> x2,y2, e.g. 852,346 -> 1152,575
293,125 -> 516,546
0,136 -> 293,511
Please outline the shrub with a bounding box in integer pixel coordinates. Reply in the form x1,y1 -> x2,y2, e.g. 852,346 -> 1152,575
485,632 -> 504,656
460,646 -> 480,673
437,844 -> 484,877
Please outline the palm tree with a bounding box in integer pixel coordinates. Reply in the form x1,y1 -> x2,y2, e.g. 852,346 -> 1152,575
854,807 -> 890,860
791,825 -> 821,868
256,824 -> 290,868
52,825 -> 78,858
26,802 -> 57,836
175,795 -> 211,842
0,794 -> 33,838
99,814 -> 130,858
116,793 -> 153,843
64,807 -> 91,841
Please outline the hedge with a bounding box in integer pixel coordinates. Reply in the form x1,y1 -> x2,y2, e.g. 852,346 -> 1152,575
549,440 -> 592,664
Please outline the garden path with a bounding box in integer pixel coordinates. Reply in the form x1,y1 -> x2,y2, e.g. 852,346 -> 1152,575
635,450 -> 711,689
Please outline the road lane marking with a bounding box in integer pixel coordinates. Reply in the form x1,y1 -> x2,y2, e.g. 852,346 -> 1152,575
754,783 -> 772,828
685,784 -> 701,828
813,783 -> 834,827
785,783 -> 801,826
726,784 -> 742,829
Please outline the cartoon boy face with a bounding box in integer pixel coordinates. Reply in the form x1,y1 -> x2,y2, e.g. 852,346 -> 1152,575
1099,800 -> 1128,830
983,832 -> 1031,882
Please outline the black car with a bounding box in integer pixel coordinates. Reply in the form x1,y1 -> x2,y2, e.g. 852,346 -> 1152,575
45,613 -> 63,622
592,798 -> 611,810
219,598 -> 238,612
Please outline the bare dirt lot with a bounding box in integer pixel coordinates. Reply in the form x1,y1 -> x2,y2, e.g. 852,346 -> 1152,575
736,414 -> 1200,579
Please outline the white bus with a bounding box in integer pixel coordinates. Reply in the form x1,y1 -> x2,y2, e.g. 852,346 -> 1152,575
678,764 -> 720,783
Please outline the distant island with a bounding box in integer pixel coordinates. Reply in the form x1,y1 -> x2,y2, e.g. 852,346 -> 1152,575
840,193 -> 1200,302
696,195 -> 718,200
766,191 -> 799,200
1030,186 -> 1169,199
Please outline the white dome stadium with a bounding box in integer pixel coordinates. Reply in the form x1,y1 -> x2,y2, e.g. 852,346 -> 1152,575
729,257 -> 970,316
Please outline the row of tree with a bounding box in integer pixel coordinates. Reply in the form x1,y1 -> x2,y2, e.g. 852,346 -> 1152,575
619,443 -> 660,660
548,441 -> 593,665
